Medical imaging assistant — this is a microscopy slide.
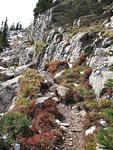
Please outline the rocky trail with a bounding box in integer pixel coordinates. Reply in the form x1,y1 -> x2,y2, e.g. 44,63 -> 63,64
39,70 -> 85,150
58,103 -> 84,150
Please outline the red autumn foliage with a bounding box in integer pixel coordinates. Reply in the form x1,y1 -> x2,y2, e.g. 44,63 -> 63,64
32,112 -> 57,133
83,68 -> 92,81
22,98 -> 63,149
24,130 -> 62,150
84,80 -> 92,89
27,100 -> 37,117
83,67 -> 92,81
48,60 -> 68,75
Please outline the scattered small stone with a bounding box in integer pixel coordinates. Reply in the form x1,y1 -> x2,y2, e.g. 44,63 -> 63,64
99,119 -> 107,127
60,123 -> 70,127
14,143 -> 20,150
80,71 -> 84,75
60,126 -> 67,132
72,106 -> 77,110
74,83 -> 79,87
85,126 -> 96,136
70,138 -> 73,141
71,127 -> 82,132
79,110 -> 86,117
68,63 -> 73,68
69,141 -> 73,146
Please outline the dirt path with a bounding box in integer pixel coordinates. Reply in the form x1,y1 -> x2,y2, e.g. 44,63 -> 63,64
58,103 -> 84,150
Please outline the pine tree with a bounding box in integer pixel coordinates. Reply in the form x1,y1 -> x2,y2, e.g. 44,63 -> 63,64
10,23 -> 15,30
16,22 -> 22,30
0,18 -> 9,51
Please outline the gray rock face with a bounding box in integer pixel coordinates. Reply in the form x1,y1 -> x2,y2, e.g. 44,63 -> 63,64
31,0 -> 112,41
37,31 -> 98,69
0,75 -> 21,112
89,70 -> 113,98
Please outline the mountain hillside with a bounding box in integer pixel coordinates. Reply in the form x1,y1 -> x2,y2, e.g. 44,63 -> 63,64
1,0 -> 113,149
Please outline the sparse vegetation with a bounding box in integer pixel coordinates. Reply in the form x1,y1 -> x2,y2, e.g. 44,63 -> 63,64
18,69 -> 44,99
97,127 -> 113,150
48,60 -> 68,75
35,40 -> 45,57
0,18 -> 9,52
104,79 -> 113,88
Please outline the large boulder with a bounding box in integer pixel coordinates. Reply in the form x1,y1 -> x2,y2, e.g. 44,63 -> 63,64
89,70 -> 113,98
0,75 -> 21,112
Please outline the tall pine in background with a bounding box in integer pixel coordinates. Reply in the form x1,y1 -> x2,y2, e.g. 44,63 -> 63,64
0,18 -> 9,52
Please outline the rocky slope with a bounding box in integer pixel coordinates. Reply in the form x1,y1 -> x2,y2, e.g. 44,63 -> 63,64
1,0 -> 113,149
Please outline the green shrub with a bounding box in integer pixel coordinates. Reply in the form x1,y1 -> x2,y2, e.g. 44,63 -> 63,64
19,69 -> 44,99
102,108 -> 113,125
99,99 -> 113,109
35,40 -> 45,56
1,111 -> 31,144
109,65 -> 113,71
76,85 -> 94,99
84,100 -> 98,111
104,79 -> 113,88
97,127 -> 113,150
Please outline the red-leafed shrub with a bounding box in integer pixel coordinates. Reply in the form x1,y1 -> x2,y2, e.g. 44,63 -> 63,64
48,60 -> 68,75
32,112 -> 57,133
84,80 -> 92,89
43,99 -> 61,118
27,100 -> 37,117
24,130 -> 62,150
65,89 -> 84,104
22,99 -> 63,149
83,67 -> 92,81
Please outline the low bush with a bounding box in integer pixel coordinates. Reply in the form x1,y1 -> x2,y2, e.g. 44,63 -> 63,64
59,68 -> 81,86
76,85 -> 94,100
102,108 -> 113,125
19,69 -> 44,99
104,79 -> 113,88
24,129 -> 62,150
83,67 -> 92,81
99,99 -> 113,109
1,111 -> 31,144
84,100 -> 98,111
97,127 -> 113,149
48,60 -> 68,75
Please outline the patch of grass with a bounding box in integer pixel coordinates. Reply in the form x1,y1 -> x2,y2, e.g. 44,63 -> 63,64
68,24 -> 105,35
102,108 -> 113,125
48,60 -> 68,75
19,69 -> 44,99
84,100 -> 98,111
105,29 -> 113,38
76,85 -> 94,99
109,65 -> 113,71
104,79 -> 113,88
59,68 -> 80,85
99,99 -> 113,109
35,40 -> 45,57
